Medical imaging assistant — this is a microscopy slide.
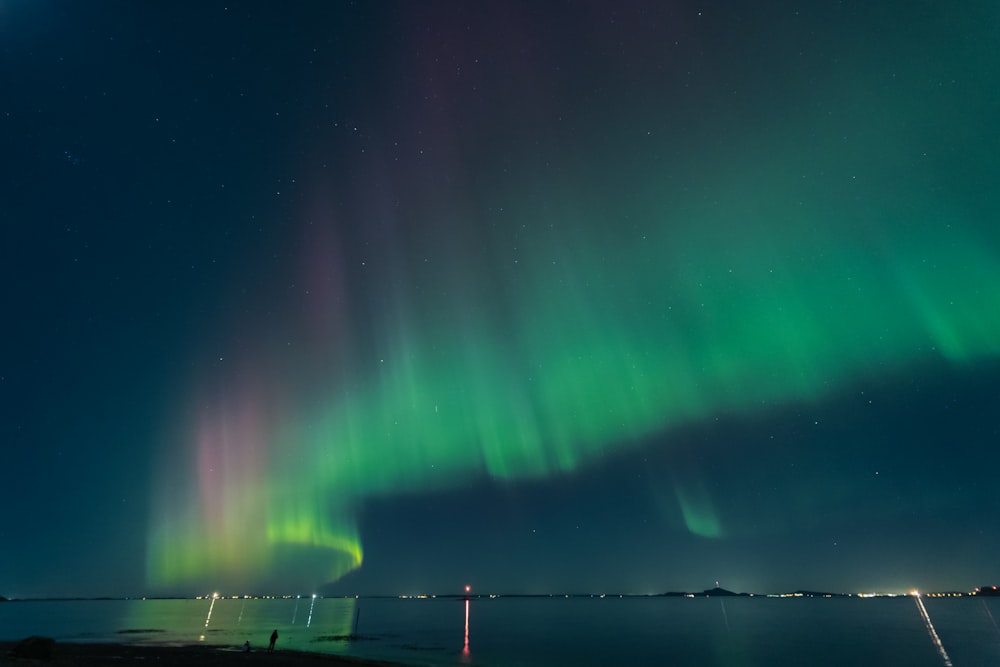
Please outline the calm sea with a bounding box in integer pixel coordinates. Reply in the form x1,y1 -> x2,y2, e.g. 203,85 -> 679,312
2,595 -> 1000,666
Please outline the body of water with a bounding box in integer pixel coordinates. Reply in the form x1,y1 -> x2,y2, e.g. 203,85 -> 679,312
2,595 -> 1000,666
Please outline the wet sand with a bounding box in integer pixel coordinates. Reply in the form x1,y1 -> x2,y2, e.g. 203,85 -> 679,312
0,641 -> 401,666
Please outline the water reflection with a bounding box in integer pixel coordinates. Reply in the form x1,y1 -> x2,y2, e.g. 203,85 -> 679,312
19,596 -> 1000,665
912,592 -> 953,667
204,593 -> 218,628
200,593 -> 219,642
461,598 -> 471,663
982,599 -> 1000,637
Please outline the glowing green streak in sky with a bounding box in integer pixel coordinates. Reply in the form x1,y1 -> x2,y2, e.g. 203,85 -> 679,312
149,192 -> 1000,587
265,208 -> 1000,548
674,479 -> 722,539
148,54 -> 1000,588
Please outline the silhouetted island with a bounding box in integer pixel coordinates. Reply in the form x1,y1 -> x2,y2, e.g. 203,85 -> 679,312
700,587 -> 748,597
658,587 -> 749,597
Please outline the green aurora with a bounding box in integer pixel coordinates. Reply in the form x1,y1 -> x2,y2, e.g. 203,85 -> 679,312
145,3 -> 1000,591
147,135 -> 1000,588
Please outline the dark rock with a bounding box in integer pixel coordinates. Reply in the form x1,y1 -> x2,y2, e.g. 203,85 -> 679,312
10,636 -> 55,660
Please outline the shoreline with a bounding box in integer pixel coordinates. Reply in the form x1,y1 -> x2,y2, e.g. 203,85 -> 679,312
0,640 -> 402,666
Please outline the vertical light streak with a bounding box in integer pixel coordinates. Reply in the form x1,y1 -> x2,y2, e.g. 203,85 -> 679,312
462,598 -> 470,662
204,594 -> 218,628
307,594 -> 316,628
912,592 -> 953,667
982,599 -> 1000,635
201,593 -> 219,641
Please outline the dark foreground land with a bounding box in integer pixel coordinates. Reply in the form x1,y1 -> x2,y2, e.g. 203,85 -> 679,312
0,640 -> 400,667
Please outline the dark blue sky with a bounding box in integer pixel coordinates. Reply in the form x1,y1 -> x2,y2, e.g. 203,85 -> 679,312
2,1 -> 999,598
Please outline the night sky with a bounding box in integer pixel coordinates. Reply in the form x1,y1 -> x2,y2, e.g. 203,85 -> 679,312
3,1 -> 999,599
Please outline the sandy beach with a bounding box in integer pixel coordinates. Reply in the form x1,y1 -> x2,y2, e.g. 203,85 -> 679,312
0,640 -> 401,667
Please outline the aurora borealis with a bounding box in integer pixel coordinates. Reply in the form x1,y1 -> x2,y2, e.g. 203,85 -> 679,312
3,1 -> 999,598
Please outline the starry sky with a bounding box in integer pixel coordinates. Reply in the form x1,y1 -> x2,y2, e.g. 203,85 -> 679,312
2,1 -> 999,599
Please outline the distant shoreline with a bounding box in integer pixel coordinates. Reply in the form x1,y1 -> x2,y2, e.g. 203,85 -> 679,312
3,585 -> 996,602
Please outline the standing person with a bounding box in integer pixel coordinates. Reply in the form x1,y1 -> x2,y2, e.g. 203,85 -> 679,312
268,629 -> 278,653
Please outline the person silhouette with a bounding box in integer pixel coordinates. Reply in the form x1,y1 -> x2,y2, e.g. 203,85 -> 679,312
268,629 -> 278,653
243,640 -> 251,652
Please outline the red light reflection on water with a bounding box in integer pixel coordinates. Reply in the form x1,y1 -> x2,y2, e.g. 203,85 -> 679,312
461,598 -> 471,663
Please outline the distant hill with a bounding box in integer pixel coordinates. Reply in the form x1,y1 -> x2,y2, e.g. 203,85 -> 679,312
700,587 -> 748,597
658,587 -> 749,597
